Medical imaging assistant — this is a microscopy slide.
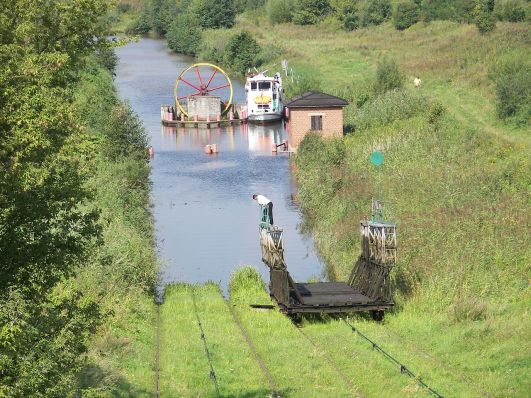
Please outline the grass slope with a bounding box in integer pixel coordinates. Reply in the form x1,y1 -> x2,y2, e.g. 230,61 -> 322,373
160,283 -> 270,397
200,15 -> 531,398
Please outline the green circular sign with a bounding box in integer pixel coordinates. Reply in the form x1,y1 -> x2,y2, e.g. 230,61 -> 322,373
370,151 -> 384,166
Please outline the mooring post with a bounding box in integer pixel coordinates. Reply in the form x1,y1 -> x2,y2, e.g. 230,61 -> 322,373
206,114 -> 211,128
272,143 -> 278,153
216,113 -> 221,127
229,111 -> 234,125
193,114 -> 198,127
180,113 -> 185,126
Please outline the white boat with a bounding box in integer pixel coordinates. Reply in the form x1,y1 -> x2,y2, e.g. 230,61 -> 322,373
245,72 -> 283,123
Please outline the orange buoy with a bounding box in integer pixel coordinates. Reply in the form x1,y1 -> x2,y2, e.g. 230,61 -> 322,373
204,145 -> 213,154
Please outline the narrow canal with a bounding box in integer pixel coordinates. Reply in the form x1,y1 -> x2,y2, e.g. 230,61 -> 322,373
115,38 -> 324,290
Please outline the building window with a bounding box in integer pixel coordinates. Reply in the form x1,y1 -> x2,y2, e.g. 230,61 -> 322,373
311,115 -> 323,131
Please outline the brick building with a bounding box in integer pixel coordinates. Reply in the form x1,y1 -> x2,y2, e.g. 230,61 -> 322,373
285,91 -> 348,150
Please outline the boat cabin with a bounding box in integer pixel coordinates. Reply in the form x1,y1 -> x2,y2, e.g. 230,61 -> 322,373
246,72 -> 283,122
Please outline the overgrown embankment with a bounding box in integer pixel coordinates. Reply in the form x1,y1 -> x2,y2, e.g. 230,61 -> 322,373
73,55 -> 158,397
0,2 -> 157,395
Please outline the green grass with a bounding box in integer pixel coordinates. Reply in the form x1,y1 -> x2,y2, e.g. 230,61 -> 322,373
159,283 -> 271,397
79,289 -> 156,397
200,15 -> 531,398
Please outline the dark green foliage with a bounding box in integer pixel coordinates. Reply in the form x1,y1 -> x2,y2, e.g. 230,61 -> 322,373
360,0 -> 391,27
373,57 -> 404,95
151,0 -> 179,35
223,31 -> 262,74
167,13 -> 202,55
333,0 -> 361,30
191,0 -> 236,29
127,8 -> 152,35
419,0 -> 475,23
292,0 -> 332,25
267,0 -> 294,24
0,1 -> 117,395
95,45 -> 118,74
236,0 -> 267,11
394,1 -> 420,30
103,102 -> 150,162
491,55 -> 531,125
474,0 -> 496,33
117,2 -> 131,13
495,0 -> 527,22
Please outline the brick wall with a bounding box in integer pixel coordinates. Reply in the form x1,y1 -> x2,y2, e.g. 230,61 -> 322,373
287,107 -> 344,150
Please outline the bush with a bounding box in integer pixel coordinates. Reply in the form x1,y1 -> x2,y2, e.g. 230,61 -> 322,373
359,0 -> 391,27
373,57 -> 404,95
292,0 -> 332,25
167,13 -> 202,55
491,55 -> 531,125
126,9 -> 151,35
223,31 -> 262,74
495,0 -> 527,22
333,0 -> 360,30
394,1 -> 420,30
353,89 -> 428,131
267,0 -> 294,24
473,0 -> 496,33
419,0 -> 475,23
191,0 -> 236,29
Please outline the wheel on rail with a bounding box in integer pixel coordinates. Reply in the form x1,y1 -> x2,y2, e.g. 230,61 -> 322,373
174,63 -> 233,117
370,310 -> 385,322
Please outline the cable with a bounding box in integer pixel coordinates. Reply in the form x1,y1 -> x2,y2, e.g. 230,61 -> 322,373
342,318 -> 444,398
191,290 -> 221,398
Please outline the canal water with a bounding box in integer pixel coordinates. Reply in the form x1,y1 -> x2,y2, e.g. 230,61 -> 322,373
114,38 -> 324,290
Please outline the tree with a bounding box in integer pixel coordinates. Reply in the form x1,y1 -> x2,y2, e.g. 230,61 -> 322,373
373,57 -> 404,95
394,1 -> 420,30
223,31 -> 262,74
360,0 -> 391,27
191,0 -> 236,29
473,0 -> 496,33
167,13 -> 202,55
332,0 -> 360,30
292,0 -> 332,25
0,1 -> 111,395
267,0 -> 294,24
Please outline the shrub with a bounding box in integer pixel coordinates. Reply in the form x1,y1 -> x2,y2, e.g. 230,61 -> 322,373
333,0 -> 360,30
394,1 -> 420,30
126,9 -> 151,35
491,55 -> 531,125
359,0 -> 391,27
353,89 -> 427,131
473,0 -> 496,33
95,46 -> 118,75
495,0 -> 527,22
223,31 -> 262,74
292,0 -> 332,25
419,0 -> 475,23
117,2 -> 131,13
267,0 -> 294,24
190,0 -> 236,29
373,57 -> 404,95
167,13 -> 202,55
